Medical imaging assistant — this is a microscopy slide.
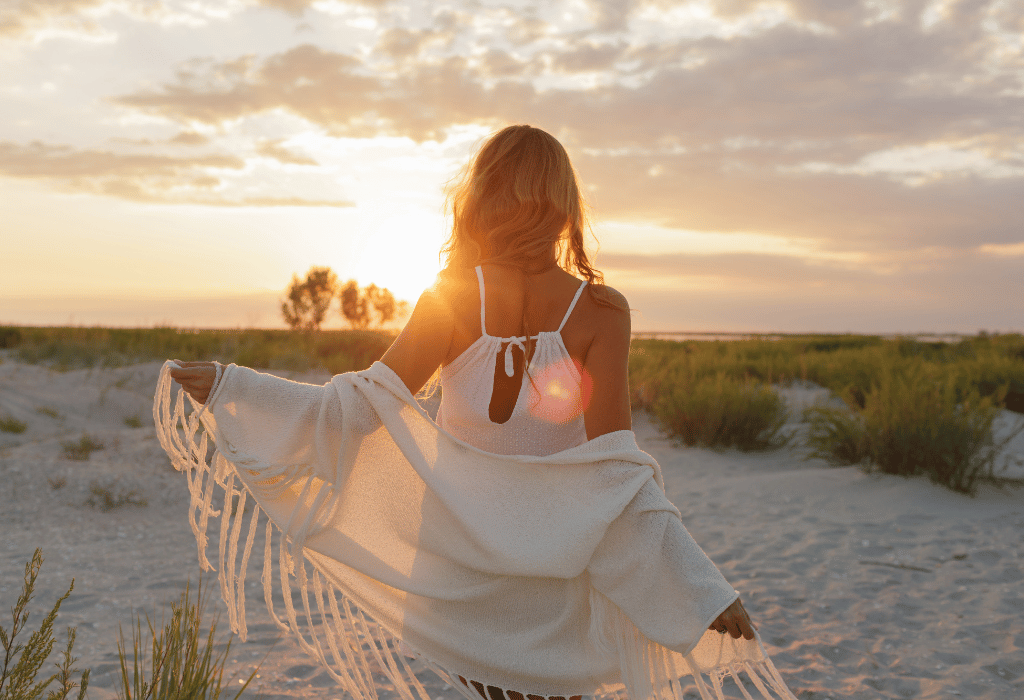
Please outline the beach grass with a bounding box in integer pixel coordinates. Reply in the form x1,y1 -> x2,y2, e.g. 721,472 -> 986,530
0,415 -> 27,434
629,344 -> 789,450
0,548 -> 90,700
62,434 -> 105,461
629,333 -> 1024,493
1,325 -> 395,375
804,360 -> 1023,495
86,482 -> 148,512
115,579 -> 257,700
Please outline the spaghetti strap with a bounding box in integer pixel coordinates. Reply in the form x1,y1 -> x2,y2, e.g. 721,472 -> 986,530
557,280 -> 588,332
475,266 -> 487,335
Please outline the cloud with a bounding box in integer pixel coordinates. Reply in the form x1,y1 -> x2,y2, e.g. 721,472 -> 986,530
0,141 -> 350,206
113,43 -> 533,141
16,0 -> 1024,247
0,140 -> 241,178
113,8 -> 1024,151
599,248 -> 1024,333
253,0 -> 393,12
169,131 -> 210,146
255,138 -> 317,165
549,41 -> 627,73
0,0 -> 108,37
101,7 -> 1023,250
598,250 -> 876,288
575,149 -> 1024,250
582,0 -> 642,32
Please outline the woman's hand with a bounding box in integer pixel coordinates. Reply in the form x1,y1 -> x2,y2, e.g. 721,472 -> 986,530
169,360 -> 217,405
709,598 -> 757,640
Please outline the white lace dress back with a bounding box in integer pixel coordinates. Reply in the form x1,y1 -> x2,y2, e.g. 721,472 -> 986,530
436,266 -> 589,456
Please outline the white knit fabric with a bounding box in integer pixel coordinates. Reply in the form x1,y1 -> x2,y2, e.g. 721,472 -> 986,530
437,266 -> 589,455
154,360 -> 798,700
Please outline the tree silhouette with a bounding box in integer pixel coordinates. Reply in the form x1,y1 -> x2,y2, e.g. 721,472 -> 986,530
281,266 -> 339,333
340,281 -> 410,329
364,284 -> 410,327
339,280 -> 371,329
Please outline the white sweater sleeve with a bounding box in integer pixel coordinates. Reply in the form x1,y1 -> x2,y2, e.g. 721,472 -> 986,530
203,364 -> 379,485
586,479 -> 738,657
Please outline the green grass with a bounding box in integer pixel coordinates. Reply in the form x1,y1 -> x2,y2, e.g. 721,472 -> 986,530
629,333 -> 1024,494
2,549 -> 256,700
116,580 -> 257,700
648,371 -> 789,451
2,325 -> 395,374
62,434 -> 105,460
0,416 -> 27,434
804,361 -> 1024,495
0,549 -> 89,700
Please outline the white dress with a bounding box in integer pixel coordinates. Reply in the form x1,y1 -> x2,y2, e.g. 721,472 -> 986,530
437,265 -> 589,457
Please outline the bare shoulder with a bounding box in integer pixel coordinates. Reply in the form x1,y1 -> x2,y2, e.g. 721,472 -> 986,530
432,267 -> 477,309
587,284 -> 631,331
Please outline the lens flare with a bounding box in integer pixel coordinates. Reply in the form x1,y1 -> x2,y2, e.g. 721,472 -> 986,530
527,359 -> 593,424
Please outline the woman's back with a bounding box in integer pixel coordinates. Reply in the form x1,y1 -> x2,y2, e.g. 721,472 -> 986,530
433,264 -> 632,452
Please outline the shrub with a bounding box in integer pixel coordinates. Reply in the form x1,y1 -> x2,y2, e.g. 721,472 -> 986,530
86,482 -> 147,512
0,416 -> 27,434
124,415 -> 144,428
805,362 -> 1024,495
62,434 -> 105,460
650,372 -> 789,451
0,327 -> 21,349
804,406 -> 871,467
0,548 -> 90,700
116,580 -> 257,700
36,407 -> 61,420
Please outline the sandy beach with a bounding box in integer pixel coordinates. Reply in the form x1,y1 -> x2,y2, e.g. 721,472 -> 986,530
1,355 -> 1022,700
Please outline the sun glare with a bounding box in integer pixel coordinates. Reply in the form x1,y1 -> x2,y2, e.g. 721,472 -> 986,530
329,203 -> 447,304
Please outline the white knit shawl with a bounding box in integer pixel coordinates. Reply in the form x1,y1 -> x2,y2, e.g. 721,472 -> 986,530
153,360 -> 797,700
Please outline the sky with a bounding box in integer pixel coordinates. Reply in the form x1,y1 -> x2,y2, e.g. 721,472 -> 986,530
1,0 -> 1022,333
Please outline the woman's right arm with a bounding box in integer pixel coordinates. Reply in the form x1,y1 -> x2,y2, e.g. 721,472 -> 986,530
582,288 -> 633,440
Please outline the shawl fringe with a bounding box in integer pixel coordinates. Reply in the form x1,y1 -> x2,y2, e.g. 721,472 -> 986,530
154,365 -> 796,700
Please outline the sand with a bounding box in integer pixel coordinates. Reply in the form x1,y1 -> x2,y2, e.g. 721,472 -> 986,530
0,355 -> 1022,700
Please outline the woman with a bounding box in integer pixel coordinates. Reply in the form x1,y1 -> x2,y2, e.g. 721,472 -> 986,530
165,126 -> 782,700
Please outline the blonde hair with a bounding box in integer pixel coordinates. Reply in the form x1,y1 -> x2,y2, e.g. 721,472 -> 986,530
432,126 -> 624,399
440,124 -> 621,309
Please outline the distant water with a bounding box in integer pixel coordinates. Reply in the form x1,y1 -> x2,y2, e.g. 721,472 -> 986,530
631,331 -> 972,343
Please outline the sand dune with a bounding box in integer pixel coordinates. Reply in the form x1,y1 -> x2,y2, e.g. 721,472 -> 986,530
0,355 -> 1021,699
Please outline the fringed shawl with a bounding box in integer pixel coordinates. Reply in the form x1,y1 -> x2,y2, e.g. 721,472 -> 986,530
153,360 -> 797,700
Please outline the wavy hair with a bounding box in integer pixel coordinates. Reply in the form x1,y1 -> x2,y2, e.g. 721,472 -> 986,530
440,125 -> 621,313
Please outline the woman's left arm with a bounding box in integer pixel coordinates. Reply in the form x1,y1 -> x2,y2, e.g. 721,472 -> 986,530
170,360 -> 218,404
380,281 -> 455,396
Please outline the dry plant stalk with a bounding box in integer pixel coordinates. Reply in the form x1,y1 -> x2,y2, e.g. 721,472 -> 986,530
0,548 -> 89,700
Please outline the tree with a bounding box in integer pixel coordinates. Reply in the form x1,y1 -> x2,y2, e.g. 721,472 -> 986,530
281,266 -> 339,333
364,284 -> 410,327
339,280 -> 371,329
340,281 -> 411,329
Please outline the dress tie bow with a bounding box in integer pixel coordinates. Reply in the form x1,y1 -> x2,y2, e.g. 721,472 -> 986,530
503,337 -> 528,377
